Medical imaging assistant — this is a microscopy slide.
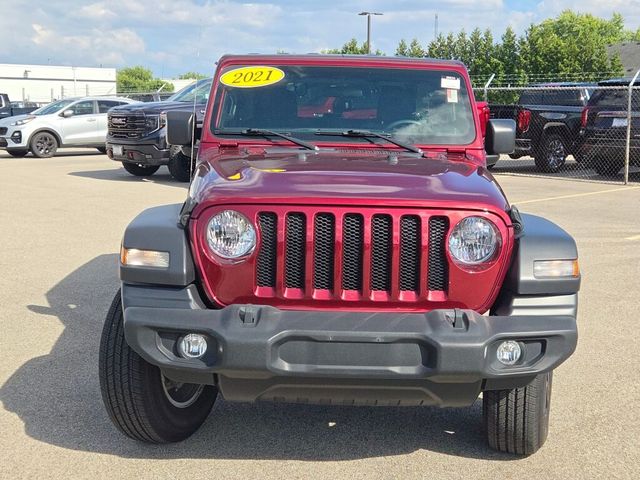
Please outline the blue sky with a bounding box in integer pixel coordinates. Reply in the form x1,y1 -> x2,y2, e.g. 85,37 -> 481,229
2,0 -> 639,78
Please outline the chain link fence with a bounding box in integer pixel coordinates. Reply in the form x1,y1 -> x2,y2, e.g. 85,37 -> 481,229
474,79 -> 640,185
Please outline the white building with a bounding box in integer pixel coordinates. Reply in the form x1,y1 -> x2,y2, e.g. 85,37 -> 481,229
0,64 -> 116,104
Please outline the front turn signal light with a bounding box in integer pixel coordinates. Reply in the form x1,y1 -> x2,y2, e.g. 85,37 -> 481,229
533,259 -> 579,279
121,246 -> 170,268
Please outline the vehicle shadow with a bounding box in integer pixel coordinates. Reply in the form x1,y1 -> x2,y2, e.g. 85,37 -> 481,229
69,168 -> 187,188
0,255 -> 516,462
0,149 -> 104,159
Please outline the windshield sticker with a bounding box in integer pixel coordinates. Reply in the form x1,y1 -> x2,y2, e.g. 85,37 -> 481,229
441,76 -> 460,90
446,89 -> 458,103
220,66 -> 285,88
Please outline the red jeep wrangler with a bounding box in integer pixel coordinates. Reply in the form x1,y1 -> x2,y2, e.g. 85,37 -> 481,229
99,55 -> 579,455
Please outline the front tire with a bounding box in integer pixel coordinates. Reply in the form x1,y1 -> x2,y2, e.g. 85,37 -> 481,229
483,372 -> 553,455
535,134 -> 566,173
29,131 -> 58,158
96,146 -> 107,154
99,291 -> 217,443
122,162 -> 160,177
167,146 -> 192,182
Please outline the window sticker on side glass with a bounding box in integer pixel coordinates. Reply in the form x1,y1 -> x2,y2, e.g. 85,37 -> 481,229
441,76 -> 460,90
220,66 -> 285,88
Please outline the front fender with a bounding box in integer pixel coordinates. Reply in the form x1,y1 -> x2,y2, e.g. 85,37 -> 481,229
119,203 -> 196,286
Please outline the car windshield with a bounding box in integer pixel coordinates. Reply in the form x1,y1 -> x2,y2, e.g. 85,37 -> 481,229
168,78 -> 213,103
32,99 -> 74,116
211,65 -> 476,145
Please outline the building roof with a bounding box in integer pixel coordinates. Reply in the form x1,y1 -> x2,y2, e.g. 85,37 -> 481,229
607,42 -> 640,76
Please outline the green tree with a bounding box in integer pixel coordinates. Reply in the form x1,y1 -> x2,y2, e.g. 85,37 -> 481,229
323,38 -> 383,55
396,39 -> 409,56
178,72 -> 207,80
117,66 -> 174,93
407,38 -> 425,57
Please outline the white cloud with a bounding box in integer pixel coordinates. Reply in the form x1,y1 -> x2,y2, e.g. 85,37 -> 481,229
2,0 -> 640,76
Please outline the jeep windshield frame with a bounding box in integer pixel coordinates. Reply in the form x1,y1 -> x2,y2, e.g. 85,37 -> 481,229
208,63 -> 477,148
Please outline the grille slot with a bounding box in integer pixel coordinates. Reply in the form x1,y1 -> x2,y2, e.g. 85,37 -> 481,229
313,213 -> 335,290
428,217 -> 449,291
342,214 -> 364,291
285,213 -> 306,289
256,213 -> 277,287
399,216 -> 421,292
370,215 -> 392,291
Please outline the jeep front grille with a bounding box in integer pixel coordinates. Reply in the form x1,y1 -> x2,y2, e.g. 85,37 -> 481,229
255,209 -> 449,300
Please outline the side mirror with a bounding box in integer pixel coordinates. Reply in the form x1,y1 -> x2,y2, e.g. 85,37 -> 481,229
61,109 -> 74,118
166,110 -> 194,146
485,119 -> 515,155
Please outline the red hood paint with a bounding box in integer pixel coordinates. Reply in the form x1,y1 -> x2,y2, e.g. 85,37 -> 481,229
190,147 -> 511,219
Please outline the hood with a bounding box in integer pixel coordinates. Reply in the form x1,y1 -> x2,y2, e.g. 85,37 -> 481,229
191,149 -> 510,216
0,113 -> 31,125
111,101 -> 206,115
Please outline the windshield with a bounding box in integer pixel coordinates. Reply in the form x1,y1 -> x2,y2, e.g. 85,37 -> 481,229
168,78 -> 213,103
211,65 -> 476,145
32,99 -> 74,116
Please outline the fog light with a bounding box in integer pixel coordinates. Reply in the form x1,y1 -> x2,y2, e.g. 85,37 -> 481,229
496,340 -> 522,366
178,334 -> 207,359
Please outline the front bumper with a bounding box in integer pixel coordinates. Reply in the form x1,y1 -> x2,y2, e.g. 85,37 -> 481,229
122,284 -> 578,407
106,141 -> 169,166
0,127 -> 26,149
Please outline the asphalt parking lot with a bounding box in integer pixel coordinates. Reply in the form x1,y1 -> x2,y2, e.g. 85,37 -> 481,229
1,150 -> 639,479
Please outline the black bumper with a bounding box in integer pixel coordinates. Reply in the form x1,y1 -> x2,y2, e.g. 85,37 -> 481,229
122,285 -> 578,407
106,140 -> 169,166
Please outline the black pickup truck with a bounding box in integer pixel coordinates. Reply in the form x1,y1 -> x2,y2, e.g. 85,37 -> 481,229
106,78 -> 212,182
0,94 -> 39,120
490,83 -> 595,172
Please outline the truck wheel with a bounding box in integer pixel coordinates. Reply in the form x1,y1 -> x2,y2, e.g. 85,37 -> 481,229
96,146 -> 107,154
168,146 -> 192,182
29,131 -> 58,158
122,162 -> 160,177
483,371 -> 553,455
7,149 -> 28,157
593,160 -> 623,177
99,290 -> 217,443
535,134 -> 566,173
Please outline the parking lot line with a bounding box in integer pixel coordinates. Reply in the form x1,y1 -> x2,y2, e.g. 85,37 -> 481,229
515,185 -> 640,205
626,234 -> 640,241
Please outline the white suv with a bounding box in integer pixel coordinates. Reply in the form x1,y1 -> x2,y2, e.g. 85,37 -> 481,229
0,96 -> 138,158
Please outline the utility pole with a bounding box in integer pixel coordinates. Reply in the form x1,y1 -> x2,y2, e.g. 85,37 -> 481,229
358,11 -> 383,54
434,13 -> 438,38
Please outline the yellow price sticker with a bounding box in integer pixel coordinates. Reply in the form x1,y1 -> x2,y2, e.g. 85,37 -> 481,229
220,66 -> 285,88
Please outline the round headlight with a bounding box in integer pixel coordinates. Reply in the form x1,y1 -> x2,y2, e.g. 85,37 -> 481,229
206,210 -> 256,259
448,216 -> 500,265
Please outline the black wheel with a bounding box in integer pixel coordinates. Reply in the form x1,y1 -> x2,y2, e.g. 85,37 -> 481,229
96,146 -> 107,154
483,372 -> 553,455
535,134 -> 566,173
99,291 -> 217,443
167,146 -> 192,182
29,131 -> 58,158
7,149 -> 28,157
593,160 -> 623,177
122,162 -> 160,177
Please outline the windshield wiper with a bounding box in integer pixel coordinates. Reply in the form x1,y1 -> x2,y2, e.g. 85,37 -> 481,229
315,129 -> 423,155
215,128 -> 318,151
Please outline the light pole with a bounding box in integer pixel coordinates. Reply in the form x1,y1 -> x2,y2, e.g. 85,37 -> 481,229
359,11 -> 383,54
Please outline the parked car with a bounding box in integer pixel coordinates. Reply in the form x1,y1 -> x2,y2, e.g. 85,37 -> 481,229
106,78 -> 212,181
578,78 -> 640,176
0,96 -> 138,158
490,82 -> 595,172
99,54 -> 580,455
0,94 -> 39,120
